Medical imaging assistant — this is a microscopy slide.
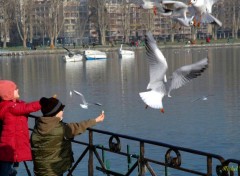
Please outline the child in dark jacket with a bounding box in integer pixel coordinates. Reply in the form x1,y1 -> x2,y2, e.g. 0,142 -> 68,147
31,97 -> 105,176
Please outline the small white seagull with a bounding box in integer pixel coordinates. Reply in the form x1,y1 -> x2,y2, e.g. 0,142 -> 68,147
189,0 -> 222,27
191,94 -> 214,102
73,90 -> 102,109
161,0 -> 195,27
139,31 -> 209,113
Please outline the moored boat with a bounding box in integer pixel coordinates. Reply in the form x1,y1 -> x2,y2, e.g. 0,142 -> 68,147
84,49 -> 107,60
63,54 -> 83,62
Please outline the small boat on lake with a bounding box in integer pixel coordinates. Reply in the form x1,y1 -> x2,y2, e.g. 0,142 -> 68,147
119,44 -> 135,58
63,54 -> 83,62
62,46 -> 83,62
84,49 -> 107,60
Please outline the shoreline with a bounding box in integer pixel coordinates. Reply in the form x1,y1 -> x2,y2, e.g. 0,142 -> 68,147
0,42 -> 240,56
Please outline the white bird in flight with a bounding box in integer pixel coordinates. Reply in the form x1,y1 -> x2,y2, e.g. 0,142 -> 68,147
139,31 -> 209,113
72,90 -> 102,109
191,94 -> 214,102
161,0 -> 195,27
189,0 -> 222,27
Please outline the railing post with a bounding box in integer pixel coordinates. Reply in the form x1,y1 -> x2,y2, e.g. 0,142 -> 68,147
207,156 -> 212,176
127,145 -> 131,170
139,141 -> 145,176
88,130 -> 93,176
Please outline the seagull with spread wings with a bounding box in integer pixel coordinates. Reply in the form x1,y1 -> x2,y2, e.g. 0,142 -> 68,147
139,31 -> 209,113
72,90 -> 102,109
161,0 -> 195,27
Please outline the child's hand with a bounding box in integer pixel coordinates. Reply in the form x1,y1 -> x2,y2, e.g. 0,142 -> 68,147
95,111 -> 105,123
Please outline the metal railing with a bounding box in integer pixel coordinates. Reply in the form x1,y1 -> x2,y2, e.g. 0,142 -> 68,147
25,115 -> 240,176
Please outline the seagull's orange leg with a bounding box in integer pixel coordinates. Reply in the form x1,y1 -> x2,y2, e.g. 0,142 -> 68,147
197,15 -> 202,27
193,17 -> 197,27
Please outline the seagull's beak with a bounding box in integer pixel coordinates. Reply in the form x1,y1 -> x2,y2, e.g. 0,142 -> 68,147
160,108 -> 164,113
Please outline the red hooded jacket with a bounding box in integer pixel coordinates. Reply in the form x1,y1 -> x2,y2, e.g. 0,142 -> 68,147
0,100 -> 41,162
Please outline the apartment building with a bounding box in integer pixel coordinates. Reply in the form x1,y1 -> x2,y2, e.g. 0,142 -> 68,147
29,0 -> 232,45
105,1 -> 193,43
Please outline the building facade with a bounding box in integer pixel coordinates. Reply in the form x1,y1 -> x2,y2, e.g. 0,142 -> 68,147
1,0 -> 239,47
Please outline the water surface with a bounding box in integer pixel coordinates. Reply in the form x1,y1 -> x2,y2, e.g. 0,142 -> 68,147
0,46 -> 239,175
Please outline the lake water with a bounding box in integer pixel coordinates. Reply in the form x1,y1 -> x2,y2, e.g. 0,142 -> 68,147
0,46 -> 240,175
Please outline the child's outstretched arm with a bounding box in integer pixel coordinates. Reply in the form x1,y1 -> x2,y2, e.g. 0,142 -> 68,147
65,111 -> 105,138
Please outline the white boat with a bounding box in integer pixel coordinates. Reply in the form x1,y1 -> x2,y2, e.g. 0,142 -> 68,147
63,54 -> 83,62
84,49 -> 107,60
119,44 -> 135,58
62,46 -> 83,62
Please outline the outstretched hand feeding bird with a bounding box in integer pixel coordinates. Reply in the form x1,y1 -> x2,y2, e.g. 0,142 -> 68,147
139,31 -> 209,113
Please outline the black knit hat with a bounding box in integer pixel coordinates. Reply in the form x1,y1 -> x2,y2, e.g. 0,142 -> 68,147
40,97 -> 65,116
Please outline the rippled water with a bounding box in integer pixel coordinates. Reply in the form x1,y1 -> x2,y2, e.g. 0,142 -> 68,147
0,46 -> 240,175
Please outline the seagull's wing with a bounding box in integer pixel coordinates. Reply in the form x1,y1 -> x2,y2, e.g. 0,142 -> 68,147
145,1 -> 156,9
206,0 -> 219,13
73,90 -> 88,105
162,0 -> 188,11
161,1 -> 191,18
203,13 -> 222,27
168,58 -> 209,96
145,31 -> 168,91
187,6 -> 196,17
176,17 -> 193,27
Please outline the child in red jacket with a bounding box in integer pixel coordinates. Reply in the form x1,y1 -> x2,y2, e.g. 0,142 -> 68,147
0,80 -> 41,176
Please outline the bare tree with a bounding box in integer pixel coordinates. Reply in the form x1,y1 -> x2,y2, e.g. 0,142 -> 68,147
89,0 -> 109,45
32,5 -> 47,46
14,0 -> 34,48
140,8 -> 155,32
0,0 -> 15,48
77,1 -> 90,45
45,0 -> 64,48
210,1 -> 222,40
231,0 -> 240,39
118,0 -> 131,43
